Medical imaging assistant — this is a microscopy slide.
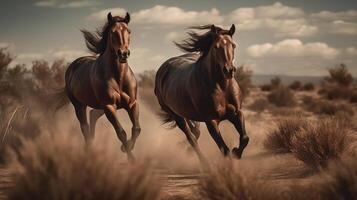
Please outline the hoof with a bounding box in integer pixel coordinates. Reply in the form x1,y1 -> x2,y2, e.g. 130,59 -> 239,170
221,147 -> 230,157
121,145 -> 127,153
232,147 -> 243,159
121,140 -> 135,153
127,152 -> 135,163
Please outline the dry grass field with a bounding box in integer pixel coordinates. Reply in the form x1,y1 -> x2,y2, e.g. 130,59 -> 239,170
0,48 -> 357,199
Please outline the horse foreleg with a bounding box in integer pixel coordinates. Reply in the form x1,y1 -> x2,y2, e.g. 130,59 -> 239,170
89,109 -> 104,140
126,103 -> 141,151
228,110 -> 249,159
205,120 -> 230,156
104,105 -> 134,162
175,117 -> 207,166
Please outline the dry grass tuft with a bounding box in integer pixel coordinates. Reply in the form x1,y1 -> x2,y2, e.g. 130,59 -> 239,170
260,84 -> 272,91
267,86 -> 296,107
289,80 -> 302,90
350,91 -> 357,103
303,82 -> 315,91
247,98 -> 269,112
291,119 -> 351,170
264,117 -> 307,154
234,65 -> 253,97
265,118 -> 354,171
310,100 -> 354,116
197,161 -> 278,200
319,158 -> 357,200
5,134 -> 161,200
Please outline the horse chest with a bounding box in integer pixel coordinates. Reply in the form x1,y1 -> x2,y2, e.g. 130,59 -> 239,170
210,89 -> 236,118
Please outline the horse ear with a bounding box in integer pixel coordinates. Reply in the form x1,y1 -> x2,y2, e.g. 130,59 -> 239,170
124,12 -> 130,24
107,12 -> 113,23
210,25 -> 218,34
228,24 -> 236,36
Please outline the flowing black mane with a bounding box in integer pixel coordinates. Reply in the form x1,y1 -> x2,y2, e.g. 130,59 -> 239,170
81,16 -> 125,55
174,24 -> 229,56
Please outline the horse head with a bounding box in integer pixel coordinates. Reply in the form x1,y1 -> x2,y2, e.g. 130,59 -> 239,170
107,12 -> 131,63
210,24 -> 237,79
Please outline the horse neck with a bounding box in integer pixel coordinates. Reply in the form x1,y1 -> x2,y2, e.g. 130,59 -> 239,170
196,50 -> 227,89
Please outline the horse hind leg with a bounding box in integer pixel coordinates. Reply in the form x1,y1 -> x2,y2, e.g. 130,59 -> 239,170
187,120 -> 201,140
175,116 -> 207,165
89,109 -> 104,140
73,104 -> 92,143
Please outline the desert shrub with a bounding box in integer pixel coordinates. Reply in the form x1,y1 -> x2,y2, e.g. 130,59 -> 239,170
310,100 -> 354,116
303,82 -> 314,91
247,98 -> 269,112
234,65 -> 253,97
320,64 -> 354,101
260,84 -> 271,91
270,77 -> 281,88
0,48 -> 68,163
138,70 -> 156,88
319,158 -> 357,200
291,119 -> 351,170
324,63 -> 353,87
350,91 -> 357,103
5,134 -> 161,200
264,117 -> 308,154
267,86 -> 296,107
325,86 -> 352,100
197,161 -> 279,200
301,95 -> 314,106
289,80 -> 301,90
265,117 -> 354,170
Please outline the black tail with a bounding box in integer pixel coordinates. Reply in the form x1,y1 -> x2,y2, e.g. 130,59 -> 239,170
157,109 -> 177,129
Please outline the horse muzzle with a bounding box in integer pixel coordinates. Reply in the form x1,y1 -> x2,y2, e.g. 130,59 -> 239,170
223,66 -> 236,79
118,49 -> 131,62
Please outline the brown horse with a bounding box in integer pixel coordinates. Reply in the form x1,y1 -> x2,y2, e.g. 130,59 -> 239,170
155,24 -> 249,162
56,12 -> 140,160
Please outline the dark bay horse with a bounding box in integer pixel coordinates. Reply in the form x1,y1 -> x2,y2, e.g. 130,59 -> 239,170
57,12 -> 140,160
155,24 -> 249,162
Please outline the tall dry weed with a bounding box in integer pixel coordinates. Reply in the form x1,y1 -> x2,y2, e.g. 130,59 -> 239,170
5,133 -> 161,200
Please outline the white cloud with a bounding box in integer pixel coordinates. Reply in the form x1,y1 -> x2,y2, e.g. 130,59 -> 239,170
228,2 -> 317,37
51,50 -> 88,61
252,2 -> 304,19
328,20 -> 357,35
89,5 -> 224,25
311,10 -> 357,22
35,0 -> 99,8
346,47 -> 357,56
87,7 -> 127,21
0,42 -> 14,48
247,39 -> 339,59
132,5 -> 223,25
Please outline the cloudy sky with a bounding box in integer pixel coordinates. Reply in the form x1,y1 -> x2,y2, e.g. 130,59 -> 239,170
0,0 -> 356,76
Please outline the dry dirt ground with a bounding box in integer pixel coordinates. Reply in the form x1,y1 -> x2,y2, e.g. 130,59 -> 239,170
0,88 -> 355,199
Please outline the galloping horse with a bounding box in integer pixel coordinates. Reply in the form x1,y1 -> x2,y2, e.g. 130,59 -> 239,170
57,12 -> 140,160
155,24 -> 249,162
